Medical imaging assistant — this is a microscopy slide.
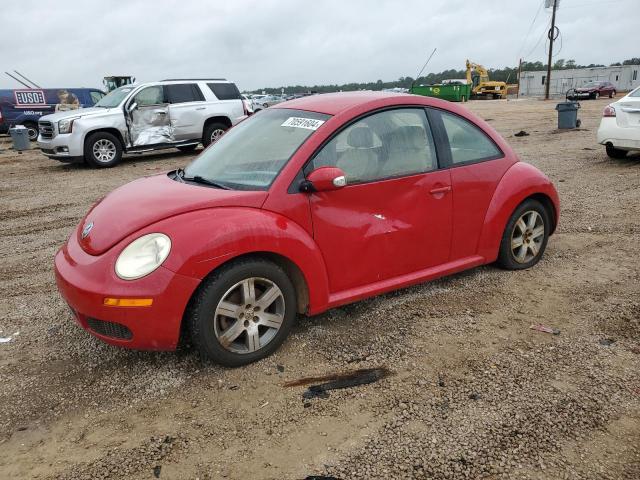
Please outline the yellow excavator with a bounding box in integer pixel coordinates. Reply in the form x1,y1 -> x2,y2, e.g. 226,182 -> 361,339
466,60 -> 508,99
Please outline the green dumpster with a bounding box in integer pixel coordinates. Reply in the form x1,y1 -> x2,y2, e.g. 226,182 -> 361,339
410,83 -> 471,102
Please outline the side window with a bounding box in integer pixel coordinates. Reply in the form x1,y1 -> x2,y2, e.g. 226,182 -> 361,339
439,111 -> 502,165
165,83 -> 203,104
134,86 -> 164,107
89,91 -> 105,105
309,108 -> 437,184
208,83 -> 241,100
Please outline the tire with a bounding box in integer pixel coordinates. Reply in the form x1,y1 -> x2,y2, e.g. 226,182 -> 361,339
187,258 -> 297,367
24,122 -> 39,141
84,132 -> 123,168
606,144 -> 627,159
177,144 -> 198,153
496,199 -> 550,270
202,122 -> 228,148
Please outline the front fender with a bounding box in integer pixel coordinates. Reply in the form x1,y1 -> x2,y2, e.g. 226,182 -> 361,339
477,162 -> 560,262
154,207 -> 330,314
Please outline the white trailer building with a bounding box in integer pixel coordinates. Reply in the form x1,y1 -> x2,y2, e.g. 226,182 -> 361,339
518,64 -> 639,97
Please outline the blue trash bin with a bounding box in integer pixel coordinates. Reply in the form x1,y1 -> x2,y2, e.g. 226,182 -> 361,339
555,102 -> 581,129
9,125 -> 31,151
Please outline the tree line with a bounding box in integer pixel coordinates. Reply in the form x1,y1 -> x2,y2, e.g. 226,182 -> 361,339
250,58 -> 640,95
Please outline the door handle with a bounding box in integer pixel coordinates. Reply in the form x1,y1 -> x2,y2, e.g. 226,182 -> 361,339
195,107 -> 206,110
154,110 -> 167,115
429,185 -> 452,195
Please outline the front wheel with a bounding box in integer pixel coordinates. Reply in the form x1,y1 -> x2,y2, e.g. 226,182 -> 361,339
187,259 -> 297,367
84,132 -> 123,168
606,144 -> 627,159
497,199 -> 550,270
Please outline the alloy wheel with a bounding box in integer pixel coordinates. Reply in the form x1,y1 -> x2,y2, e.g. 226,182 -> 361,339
213,277 -> 285,354
26,126 -> 38,141
210,128 -> 225,144
92,139 -> 116,163
511,210 -> 545,264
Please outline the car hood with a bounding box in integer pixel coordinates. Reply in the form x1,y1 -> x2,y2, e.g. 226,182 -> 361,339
575,87 -> 596,92
40,107 -> 116,123
78,174 -> 268,255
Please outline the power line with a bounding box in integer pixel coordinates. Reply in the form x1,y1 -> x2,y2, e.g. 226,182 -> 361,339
517,1 -> 545,59
523,15 -> 552,59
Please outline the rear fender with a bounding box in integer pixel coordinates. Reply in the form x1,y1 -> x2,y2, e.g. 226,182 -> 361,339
154,207 -> 330,314
477,162 -> 560,262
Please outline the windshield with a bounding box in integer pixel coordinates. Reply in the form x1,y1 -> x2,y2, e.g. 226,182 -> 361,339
184,108 -> 330,190
95,86 -> 134,108
629,86 -> 640,98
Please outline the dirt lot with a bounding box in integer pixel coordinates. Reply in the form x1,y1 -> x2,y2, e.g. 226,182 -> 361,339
0,98 -> 638,480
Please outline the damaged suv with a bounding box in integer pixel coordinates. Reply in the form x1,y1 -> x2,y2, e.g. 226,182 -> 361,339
37,79 -> 248,167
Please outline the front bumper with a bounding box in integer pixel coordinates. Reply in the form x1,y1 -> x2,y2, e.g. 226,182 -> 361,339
38,131 -> 85,160
55,230 -> 201,350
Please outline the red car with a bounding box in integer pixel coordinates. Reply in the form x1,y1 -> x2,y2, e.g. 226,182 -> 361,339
55,92 -> 559,366
567,81 -> 616,100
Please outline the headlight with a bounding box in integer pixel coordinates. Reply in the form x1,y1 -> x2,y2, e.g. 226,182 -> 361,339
115,233 -> 171,280
58,117 -> 78,134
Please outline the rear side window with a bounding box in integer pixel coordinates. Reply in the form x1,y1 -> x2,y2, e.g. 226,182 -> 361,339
165,83 -> 204,103
438,111 -> 502,165
208,83 -> 241,100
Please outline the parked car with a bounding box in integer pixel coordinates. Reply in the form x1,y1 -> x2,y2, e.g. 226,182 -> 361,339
597,86 -> 640,158
0,87 -> 106,140
253,95 -> 285,111
55,92 -> 559,366
241,94 -> 254,114
37,79 -> 248,168
567,81 -> 616,100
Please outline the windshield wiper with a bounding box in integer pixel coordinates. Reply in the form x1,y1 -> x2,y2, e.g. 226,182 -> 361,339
178,170 -> 231,189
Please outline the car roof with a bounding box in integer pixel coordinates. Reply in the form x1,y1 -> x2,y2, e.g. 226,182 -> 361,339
274,91 -> 420,115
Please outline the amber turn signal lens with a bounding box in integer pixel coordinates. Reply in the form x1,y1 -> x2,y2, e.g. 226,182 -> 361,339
103,297 -> 153,307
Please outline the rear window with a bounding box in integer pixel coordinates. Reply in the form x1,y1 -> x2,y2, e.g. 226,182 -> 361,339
165,83 -> 204,103
208,83 -> 241,100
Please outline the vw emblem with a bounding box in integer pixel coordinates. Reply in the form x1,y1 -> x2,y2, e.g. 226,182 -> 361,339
81,221 -> 94,239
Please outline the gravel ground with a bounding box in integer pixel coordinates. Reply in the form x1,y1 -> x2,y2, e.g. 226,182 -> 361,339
0,97 -> 638,480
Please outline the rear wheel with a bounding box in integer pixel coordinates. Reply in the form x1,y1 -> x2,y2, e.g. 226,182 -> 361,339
606,144 -> 627,159
24,122 -> 39,141
84,132 -> 123,168
497,199 -> 550,270
202,122 -> 228,148
187,258 -> 297,367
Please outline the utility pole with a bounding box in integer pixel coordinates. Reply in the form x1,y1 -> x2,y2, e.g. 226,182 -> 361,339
517,58 -> 522,99
545,0 -> 558,100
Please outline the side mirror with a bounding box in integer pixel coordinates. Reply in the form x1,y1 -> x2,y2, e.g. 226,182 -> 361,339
127,102 -> 138,113
301,167 -> 347,193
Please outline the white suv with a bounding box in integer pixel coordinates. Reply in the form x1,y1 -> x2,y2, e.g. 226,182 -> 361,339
37,79 -> 248,168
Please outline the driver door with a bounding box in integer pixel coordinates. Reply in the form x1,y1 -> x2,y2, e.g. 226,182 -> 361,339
306,108 -> 452,294
128,85 -> 173,146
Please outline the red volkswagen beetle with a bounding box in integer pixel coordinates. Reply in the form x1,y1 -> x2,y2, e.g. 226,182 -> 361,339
55,92 -> 559,366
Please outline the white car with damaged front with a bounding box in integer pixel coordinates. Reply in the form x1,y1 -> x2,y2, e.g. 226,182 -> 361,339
597,86 -> 640,159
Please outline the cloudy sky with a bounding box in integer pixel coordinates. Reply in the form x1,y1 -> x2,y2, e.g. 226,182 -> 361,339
1,0 -> 637,92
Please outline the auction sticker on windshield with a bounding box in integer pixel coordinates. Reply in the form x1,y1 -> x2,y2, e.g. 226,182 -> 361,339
281,117 -> 325,130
